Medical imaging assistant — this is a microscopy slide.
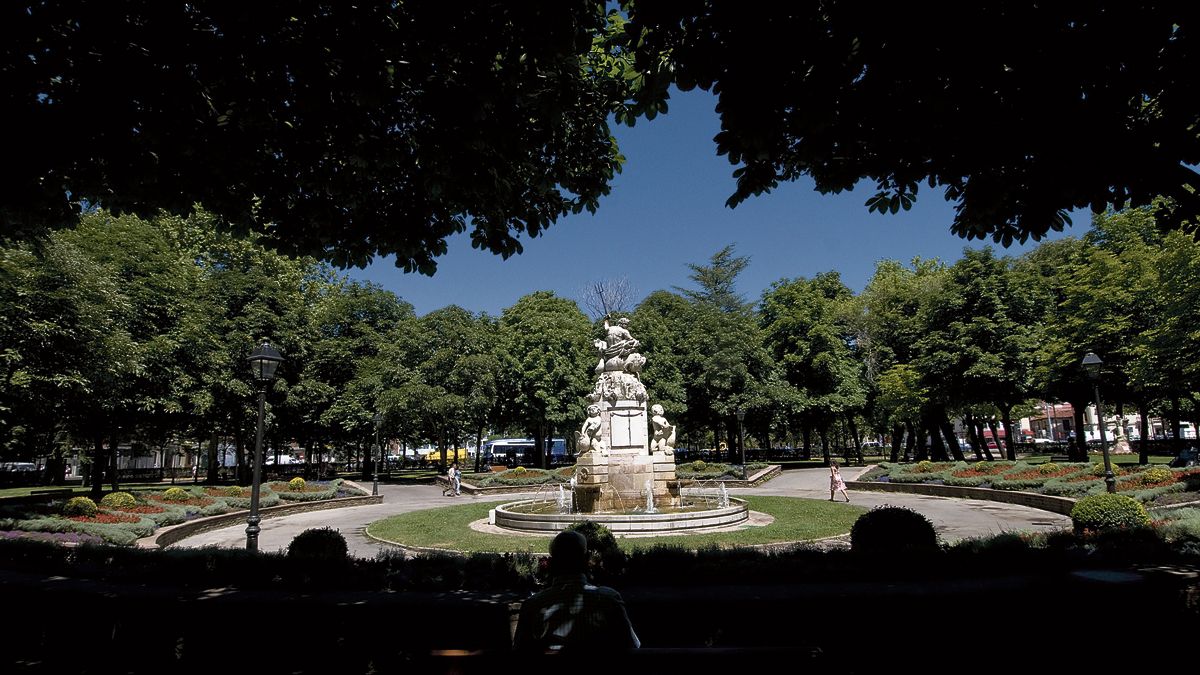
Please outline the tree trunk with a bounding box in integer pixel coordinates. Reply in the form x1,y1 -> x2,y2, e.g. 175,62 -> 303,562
1171,397 -> 1184,455
974,419 -> 994,461
939,416 -> 964,462
964,415 -> 983,461
904,421 -> 918,461
984,419 -> 1003,463
533,423 -> 547,470
913,423 -> 929,461
890,423 -> 904,463
927,417 -> 948,462
818,426 -> 831,465
1137,401 -> 1151,465
1070,400 -> 1088,462
109,427 -> 119,492
1000,404 -> 1017,461
847,415 -> 863,465
802,425 -> 812,461
90,435 -> 105,502
235,430 -> 247,485
206,433 -> 219,482
475,426 -> 484,473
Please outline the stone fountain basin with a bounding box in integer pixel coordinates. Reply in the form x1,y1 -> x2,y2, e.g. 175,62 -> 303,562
491,498 -> 749,534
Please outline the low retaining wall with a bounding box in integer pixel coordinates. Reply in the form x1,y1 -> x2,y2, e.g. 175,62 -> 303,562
845,480 -> 1076,515
144,484 -> 381,549
492,498 -> 750,534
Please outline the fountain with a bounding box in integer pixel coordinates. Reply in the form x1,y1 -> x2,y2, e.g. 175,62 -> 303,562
556,484 -> 571,514
493,316 -> 749,535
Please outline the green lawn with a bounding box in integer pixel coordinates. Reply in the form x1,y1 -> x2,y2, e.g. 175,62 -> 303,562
366,495 -> 866,554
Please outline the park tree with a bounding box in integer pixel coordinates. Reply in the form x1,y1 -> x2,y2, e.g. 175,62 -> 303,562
0,232 -> 134,491
2,2 -> 633,273
914,248 -> 1041,461
399,307 -> 502,469
631,291 -> 690,431
57,211 -> 213,485
578,276 -> 639,321
852,258 -> 945,460
1147,230 -> 1200,447
169,214 -> 313,482
761,272 -> 866,464
499,292 -> 593,469
673,246 -> 776,461
296,279 -> 413,477
623,3 -> 1200,243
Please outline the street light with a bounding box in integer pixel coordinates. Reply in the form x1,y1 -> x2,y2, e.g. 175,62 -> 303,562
372,412 -> 382,497
736,409 -> 747,481
1082,352 -> 1116,494
245,339 -> 284,552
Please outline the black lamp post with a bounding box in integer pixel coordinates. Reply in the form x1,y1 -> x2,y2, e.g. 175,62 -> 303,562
736,409 -> 747,481
245,340 -> 283,552
372,412 -> 382,497
1082,352 -> 1116,494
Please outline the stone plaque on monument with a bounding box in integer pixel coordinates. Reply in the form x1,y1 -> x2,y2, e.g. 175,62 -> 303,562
608,401 -> 647,453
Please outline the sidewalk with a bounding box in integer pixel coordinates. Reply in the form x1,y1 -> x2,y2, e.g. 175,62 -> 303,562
168,467 -> 1072,557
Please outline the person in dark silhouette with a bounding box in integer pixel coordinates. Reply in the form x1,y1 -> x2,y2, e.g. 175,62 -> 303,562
513,530 -> 640,652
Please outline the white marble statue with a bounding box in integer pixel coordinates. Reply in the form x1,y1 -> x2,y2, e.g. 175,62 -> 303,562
578,404 -> 607,456
650,404 -> 676,456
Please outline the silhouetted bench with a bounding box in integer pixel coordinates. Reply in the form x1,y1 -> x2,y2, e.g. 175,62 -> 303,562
1049,454 -> 1070,462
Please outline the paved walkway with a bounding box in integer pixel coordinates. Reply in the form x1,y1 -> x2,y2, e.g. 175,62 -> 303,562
171,466 -> 1071,558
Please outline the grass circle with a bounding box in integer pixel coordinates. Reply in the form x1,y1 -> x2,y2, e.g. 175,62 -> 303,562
367,495 -> 866,553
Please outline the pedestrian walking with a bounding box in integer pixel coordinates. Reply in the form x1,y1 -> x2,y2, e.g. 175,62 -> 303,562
829,460 -> 850,502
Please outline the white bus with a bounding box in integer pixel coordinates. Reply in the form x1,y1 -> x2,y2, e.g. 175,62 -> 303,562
482,438 -> 568,466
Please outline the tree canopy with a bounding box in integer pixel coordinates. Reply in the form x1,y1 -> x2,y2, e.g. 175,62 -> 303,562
2,2 -> 630,273
624,2 -> 1200,243
6,3 -> 1198,271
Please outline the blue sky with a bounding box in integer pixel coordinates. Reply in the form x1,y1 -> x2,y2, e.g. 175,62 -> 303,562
352,88 -> 1084,317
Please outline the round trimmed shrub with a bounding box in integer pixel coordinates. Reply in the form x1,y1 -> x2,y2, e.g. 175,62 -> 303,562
288,477 -> 306,492
913,460 -> 936,473
972,461 -> 990,472
224,486 -> 244,497
1070,493 -> 1151,533
99,491 -> 136,508
566,520 -> 626,582
1141,467 -> 1174,484
1038,462 -> 1060,474
162,487 -> 190,502
512,466 -> 527,475
63,496 -> 98,517
850,506 -> 940,554
690,460 -> 708,472
287,527 -> 348,562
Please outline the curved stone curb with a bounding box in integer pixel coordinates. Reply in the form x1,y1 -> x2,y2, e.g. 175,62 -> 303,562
1147,499 -> 1200,513
844,480 -> 1076,515
140,485 -> 380,550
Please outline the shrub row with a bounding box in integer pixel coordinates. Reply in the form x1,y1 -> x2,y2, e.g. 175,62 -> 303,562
860,460 -> 1197,506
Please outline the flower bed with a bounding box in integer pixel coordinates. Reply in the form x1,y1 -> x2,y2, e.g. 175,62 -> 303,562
0,480 -> 357,547
859,460 -> 1200,506
69,512 -> 142,524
